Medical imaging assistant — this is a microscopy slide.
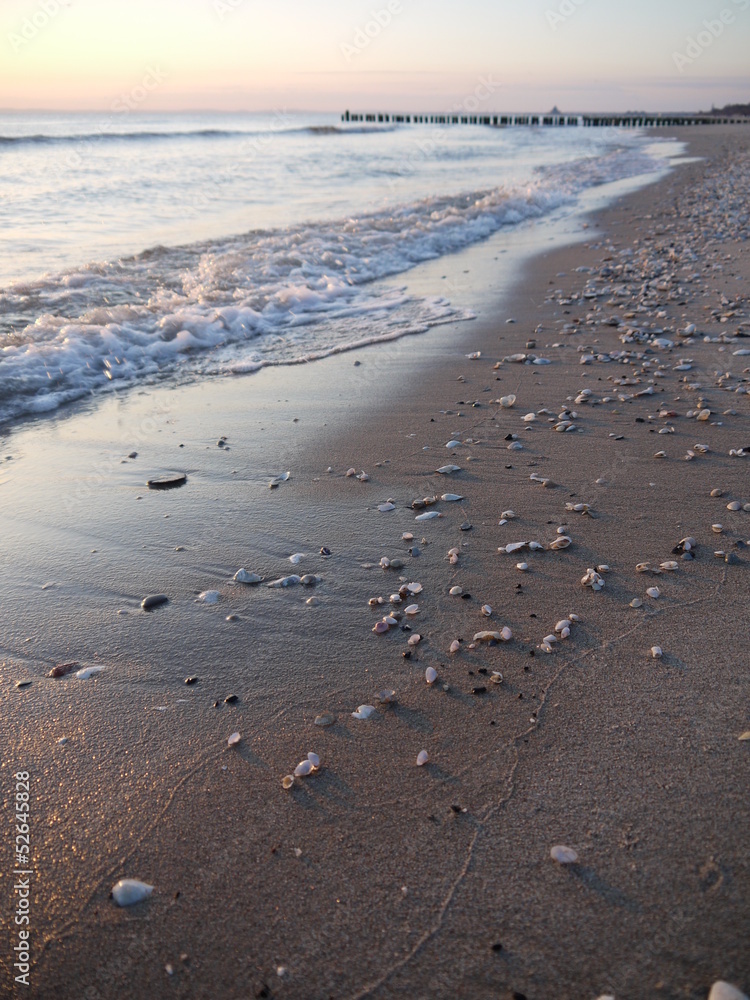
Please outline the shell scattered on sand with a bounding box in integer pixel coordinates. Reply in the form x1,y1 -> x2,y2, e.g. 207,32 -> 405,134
708,983 -> 750,1000
234,569 -> 262,584
425,666 -> 437,685
352,705 -> 377,720
198,590 -> 221,604
112,879 -> 153,907
227,732 -> 241,747
550,845 -> 579,865
76,666 -> 105,680
416,750 -> 429,766
314,713 -> 335,727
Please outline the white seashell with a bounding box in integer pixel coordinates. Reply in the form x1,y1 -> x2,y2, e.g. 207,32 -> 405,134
112,879 -> 154,907
507,441 -> 523,451
378,503 -> 396,512
559,626 -> 570,639
516,562 -> 529,572
501,510 -> 517,520
596,565 -> 609,573
449,640 -> 461,654
550,845 -> 578,865
660,561 -> 678,571
415,511 -> 441,521
481,604 -> 492,617
499,395 -> 516,408
490,671 -> 503,684
425,666 -> 437,684
234,569 -> 263,584
505,541 -> 528,553
549,536 -> 572,550
555,620 -> 571,633
390,593 -> 403,604
630,598 -> 643,608
198,590 -> 221,603
435,465 -> 461,474
407,634 -> 422,646
307,752 -> 320,767
357,472 -> 369,481
267,575 -> 301,588
402,532 -> 414,541
529,541 -> 544,551
449,586 -> 463,596
522,413 -> 537,422
416,750 -> 429,766
289,553 -> 306,564
543,634 -> 557,645
405,604 -> 420,615
646,587 -> 660,599
372,621 -> 390,634
448,547 -> 460,556
726,501 -> 742,511
441,493 -> 463,502
445,440 -> 462,449
651,646 -> 663,659
227,732 -> 241,747
76,666 -> 105,680
379,556 -> 390,568
368,596 -> 384,607
282,775 -> 294,789
385,616 -> 398,625
294,759 -> 314,776
568,613 -> 579,622
407,582 -> 423,594
708,982 -> 750,1000
345,468 -> 356,477
351,705 -> 376,720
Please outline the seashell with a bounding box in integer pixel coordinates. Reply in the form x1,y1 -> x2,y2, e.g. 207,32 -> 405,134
49,661 -> 79,678
425,666 -> 437,684
697,409 -> 711,421
234,569 -> 263,584
407,634 -> 422,646
708,983 -> 749,1000
474,630 -> 503,643
581,568 -> 604,591
549,845 -> 578,865
76,666 -> 105,680
415,511 -> 441,521
376,689 -> 396,703
727,501 -> 742,511
112,879 -> 154,907
499,395 -> 516,408
446,440 -> 462,449
390,593 -> 403,604
416,750 -> 429,766
357,472 -> 370,481
516,562 -> 529,572
490,671 -> 503,684
436,465 -> 461,474
378,503 -> 396,512
306,596 -> 320,606
351,705 -> 377,720
368,596 -> 383,607
651,646 -> 663,658
227,732 -> 241,747
314,713 -> 335,727
141,594 -> 169,611
294,759 -> 314,777
289,553 -> 306,564
559,626 -> 570,639
646,587 -> 660,599
529,541 -> 544,550
372,621 -> 390,634
441,493 -> 463,502
555,620 -> 571,633
385,615 -> 398,625
405,604 -> 420,615
543,634 -> 557,645
660,561 -> 678,572
307,752 -> 320,768
654,450 -> 667,459
282,775 -> 294,789
501,510 -> 517,520
198,590 -> 221,604
449,640 -> 461,654
267,575 -> 301,588
407,582 -> 423,594
449,586 -> 463,596
379,557 -> 390,568
507,441 -> 523,451
346,468 -> 357,477
630,598 -> 643,608
568,613 -> 579,622
448,547 -> 460,556
522,413 -> 537,422
710,489 -> 723,498
712,524 -> 723,534
301,573 -> 319,585
504,541 -> 528,554
402,532 -> 414,541
549,536 -> 572,550
481,604 -> 492,617
597,565 -> 609,573
411,499 -> 426,509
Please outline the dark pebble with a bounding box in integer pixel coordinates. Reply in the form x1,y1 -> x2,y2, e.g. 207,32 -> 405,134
128,452 -> 138,459
491,942 -> 503,953
450,804 -> 462,814
224,694 -> 239,704
461,593 -> 472,600
185,677 -> 199,685
49,661 -> 79,678
460,522 -> 472,531
472,686 -> 487,695
320,547 -> 331,556
141,594 -> 169,611
146,474 -> 187,490
402,650 -> 412,659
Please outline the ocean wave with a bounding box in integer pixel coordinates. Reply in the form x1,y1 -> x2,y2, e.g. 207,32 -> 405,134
0,144 -> 661,426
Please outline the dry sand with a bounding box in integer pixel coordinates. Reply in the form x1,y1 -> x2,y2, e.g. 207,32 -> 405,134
1,126 -> 749,1000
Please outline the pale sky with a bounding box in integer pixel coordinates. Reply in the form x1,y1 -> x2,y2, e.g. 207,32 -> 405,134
1,0 -> 748,113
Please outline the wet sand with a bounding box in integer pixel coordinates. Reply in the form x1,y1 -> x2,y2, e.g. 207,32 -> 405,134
1,126 -> 749,1000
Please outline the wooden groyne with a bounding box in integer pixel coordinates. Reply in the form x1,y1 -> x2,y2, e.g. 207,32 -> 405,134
342,110 -> 750,128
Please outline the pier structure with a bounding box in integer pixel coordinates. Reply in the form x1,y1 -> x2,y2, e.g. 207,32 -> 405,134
342,110 -> 749,128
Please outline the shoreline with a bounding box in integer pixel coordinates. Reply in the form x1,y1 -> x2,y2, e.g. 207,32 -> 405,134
2,126 -> 749,1000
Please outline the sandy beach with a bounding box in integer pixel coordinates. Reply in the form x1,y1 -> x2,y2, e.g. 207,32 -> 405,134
1,125 -> 749,1000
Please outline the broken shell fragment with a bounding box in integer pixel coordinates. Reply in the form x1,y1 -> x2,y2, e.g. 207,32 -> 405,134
352,705 -> 377,720
646,587 -> 661,599
111,879 -> 154,907
314,713 -> 335,727
708,983 -> 749,1000
267,575 -> 301,588
549,536 -> 572,550
490,671 -> 503,684
376,690 -> 397,704
415,511 -> 442,521
378,502 -> 396,512
550,845 -> 578,865
436,465 -> 461,475
416,750 -> 429,766
234,569 -> 263,584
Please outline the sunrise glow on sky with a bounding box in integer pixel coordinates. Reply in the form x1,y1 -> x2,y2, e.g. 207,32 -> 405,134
1,0 -> 748,113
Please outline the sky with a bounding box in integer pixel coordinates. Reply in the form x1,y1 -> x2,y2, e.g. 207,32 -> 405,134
0,0 -> 748,113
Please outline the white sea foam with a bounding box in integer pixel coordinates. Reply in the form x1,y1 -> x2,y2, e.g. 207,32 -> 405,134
0,118 -> 665,425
